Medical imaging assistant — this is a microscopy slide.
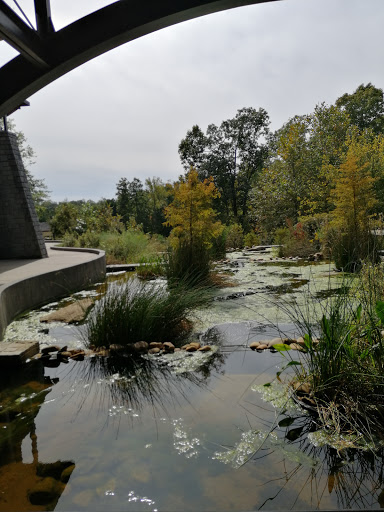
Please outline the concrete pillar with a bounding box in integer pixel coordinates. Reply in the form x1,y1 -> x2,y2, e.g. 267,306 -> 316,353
0,131 -> 47,259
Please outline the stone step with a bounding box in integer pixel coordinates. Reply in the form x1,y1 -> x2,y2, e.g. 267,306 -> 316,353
0,340 -> 39,367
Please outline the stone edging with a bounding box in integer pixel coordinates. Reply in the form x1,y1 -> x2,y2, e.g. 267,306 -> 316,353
50,246 -> 103,255
0,248 -> 106,341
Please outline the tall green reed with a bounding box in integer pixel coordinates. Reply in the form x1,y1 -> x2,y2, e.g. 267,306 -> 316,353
83,277 -> 212,349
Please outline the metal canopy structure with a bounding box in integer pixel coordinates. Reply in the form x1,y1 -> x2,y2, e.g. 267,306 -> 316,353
0,0 -> 279,118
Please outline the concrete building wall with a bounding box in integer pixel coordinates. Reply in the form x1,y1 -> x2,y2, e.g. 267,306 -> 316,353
0,131 -> 47,259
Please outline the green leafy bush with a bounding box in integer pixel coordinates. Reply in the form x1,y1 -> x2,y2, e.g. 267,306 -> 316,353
244,231 -> 260,247
61,231 -> 79,247
78,231 -> 101,248
274,220 -> 315,258
225,223 -> 244,249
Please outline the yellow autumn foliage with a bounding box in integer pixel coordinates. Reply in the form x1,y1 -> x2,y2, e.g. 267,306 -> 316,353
164,168 -> 223,249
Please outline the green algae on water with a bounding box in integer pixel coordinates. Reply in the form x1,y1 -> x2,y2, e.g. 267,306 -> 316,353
252,382 -> 302,413
308,429 -> 384,452
213,429 -> 319,469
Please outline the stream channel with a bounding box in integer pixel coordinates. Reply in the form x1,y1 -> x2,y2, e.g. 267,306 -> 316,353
1,247 -> 384,511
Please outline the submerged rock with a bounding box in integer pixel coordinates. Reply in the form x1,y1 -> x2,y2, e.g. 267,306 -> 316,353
72,489 -> 94,508
40,298 -> 93,324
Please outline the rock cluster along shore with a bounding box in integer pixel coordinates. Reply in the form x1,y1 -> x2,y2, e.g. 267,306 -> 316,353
36,345 -> 87,367
36,341 -> 213,366
249,336 -> 319,352
93,340 -> 212,357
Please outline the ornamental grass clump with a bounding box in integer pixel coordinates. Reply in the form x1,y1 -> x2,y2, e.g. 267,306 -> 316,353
83,278 -> 211,349
277,266 -> 384,445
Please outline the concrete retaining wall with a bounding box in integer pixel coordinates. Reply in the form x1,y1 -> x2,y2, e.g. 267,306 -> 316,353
0,248 -> 106,340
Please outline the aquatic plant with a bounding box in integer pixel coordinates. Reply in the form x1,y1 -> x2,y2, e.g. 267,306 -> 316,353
274,265 -> 384,446
135,255 -> 165,280
82,277 -> 212,349
165,242 -> 212,286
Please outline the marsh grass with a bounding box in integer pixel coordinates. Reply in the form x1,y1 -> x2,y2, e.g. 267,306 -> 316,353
135,255 -> 165,280
274,266 -> 384,445
165,242 -> 212,286
62,230 -> 165,264
83,277 -> 212,349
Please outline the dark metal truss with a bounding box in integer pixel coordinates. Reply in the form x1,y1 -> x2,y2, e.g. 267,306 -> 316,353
0,0 -> 278,118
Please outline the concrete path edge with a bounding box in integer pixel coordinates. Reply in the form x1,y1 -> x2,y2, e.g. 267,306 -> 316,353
0,247 -> 106,340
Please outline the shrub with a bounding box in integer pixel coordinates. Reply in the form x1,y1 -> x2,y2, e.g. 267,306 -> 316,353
321,222 -> 380,272
243,231 -> 260,248
61,232 -> 79,247
78,231 -> 101,248
210,231 -> 226,260
225,223 -> 244,249
165,242 -> 211,286
99,230 -> 165,264
274,220 -> 314,258
83,278 -> 212,349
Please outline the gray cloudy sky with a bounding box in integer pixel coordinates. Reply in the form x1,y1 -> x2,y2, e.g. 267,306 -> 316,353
2,0 -> 384,202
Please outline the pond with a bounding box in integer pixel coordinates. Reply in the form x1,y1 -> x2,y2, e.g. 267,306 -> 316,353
2,249 -> 383,511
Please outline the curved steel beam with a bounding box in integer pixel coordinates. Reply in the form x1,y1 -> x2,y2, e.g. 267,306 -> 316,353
0,0 -> 279,118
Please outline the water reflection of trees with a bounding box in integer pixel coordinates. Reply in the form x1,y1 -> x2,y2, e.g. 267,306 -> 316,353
74,350 -> 226,418
0,360 -> 74,511
250,411 -> 384,509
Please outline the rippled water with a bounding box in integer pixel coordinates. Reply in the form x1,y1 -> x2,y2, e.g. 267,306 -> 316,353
2,251 -> 383,511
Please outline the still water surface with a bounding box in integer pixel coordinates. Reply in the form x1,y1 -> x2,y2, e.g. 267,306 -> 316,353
1,251 -> 383,511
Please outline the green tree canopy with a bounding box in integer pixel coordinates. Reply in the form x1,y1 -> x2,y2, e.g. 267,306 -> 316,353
336,83 -> 384,134
178,107 -> 270,225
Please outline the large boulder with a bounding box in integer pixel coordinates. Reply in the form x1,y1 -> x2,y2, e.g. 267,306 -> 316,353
40,299 -> 93,324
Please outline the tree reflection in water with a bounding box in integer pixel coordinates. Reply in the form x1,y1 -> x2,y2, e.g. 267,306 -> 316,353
241,406 -> 384,509
74,349 -> 226,420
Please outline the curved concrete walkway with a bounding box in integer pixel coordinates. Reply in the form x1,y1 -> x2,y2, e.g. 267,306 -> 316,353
0,243 -> 106,340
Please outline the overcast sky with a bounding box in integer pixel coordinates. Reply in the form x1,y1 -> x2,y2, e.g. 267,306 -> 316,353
1,0 -> 384,202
